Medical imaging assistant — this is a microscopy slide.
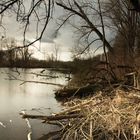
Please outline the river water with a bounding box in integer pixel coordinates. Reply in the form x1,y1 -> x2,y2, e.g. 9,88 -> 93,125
0,68 -> 67,140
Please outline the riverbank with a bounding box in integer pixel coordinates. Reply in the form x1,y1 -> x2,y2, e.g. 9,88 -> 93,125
0,59 -> 74,69
22,87 -> 140,140
15,56 -> 140,139
2,56 -> 139,139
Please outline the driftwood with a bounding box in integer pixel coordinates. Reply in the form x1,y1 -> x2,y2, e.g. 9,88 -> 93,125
6,75 -> 63,87
30,72 -> 59,79
55,84 -> 102,99
18,80 -> 63,87
20,95 -> 102,122
19,95 -> 105,139
6,72 -> 63,87
20,113 -> 83,121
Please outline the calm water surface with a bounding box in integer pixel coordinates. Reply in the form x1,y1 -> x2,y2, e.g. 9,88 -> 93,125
0,68 -> 67,140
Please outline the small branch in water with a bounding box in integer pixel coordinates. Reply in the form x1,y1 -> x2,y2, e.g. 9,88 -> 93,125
30,72 -> 59,79
5,73 -> 64,87
0,122 -> 6,128
19,80 -> 64,87
21,111 -> 32,140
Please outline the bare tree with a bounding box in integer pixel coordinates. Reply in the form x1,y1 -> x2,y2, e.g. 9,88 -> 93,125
56,0 -> 113,56
0,0 -> 54,49
0,0 -> 113,58
1,0 -> 139,68
105,0 -> 140,67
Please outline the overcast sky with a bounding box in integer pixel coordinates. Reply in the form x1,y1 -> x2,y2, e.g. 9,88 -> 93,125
0,2 -> 77,61
0,0 -> 115,61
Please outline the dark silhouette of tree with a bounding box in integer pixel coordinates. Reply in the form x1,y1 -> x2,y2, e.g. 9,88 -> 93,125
56,0 -> 113,53
0,0 -> 53,49
106,0 -> 140,60
0,1 -> 114,56
130,0 -> 140,11
1,0 -> 139,69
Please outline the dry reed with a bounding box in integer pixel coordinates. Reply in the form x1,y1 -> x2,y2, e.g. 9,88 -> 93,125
55,90 -> 140,140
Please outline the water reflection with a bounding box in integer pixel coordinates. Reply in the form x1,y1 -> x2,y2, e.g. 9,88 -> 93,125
0,68 -> 66,140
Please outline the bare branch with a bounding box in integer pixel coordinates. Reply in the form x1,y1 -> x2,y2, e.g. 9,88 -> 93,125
56,1 -> 113,53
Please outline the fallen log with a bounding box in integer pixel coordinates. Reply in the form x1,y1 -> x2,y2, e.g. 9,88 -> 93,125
55,84 -> 102,99
20,113 -> 83,121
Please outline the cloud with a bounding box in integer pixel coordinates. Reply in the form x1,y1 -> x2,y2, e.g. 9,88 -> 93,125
54,27 -> 76,48
0,1 -> 116,61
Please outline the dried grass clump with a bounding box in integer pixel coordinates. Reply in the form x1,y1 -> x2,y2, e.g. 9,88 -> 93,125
21,89 -> 140,140
58,90 -> 140,140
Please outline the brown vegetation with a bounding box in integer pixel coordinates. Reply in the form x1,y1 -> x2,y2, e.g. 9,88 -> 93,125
21,89 -> 140,140
1,1 -> 140,139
